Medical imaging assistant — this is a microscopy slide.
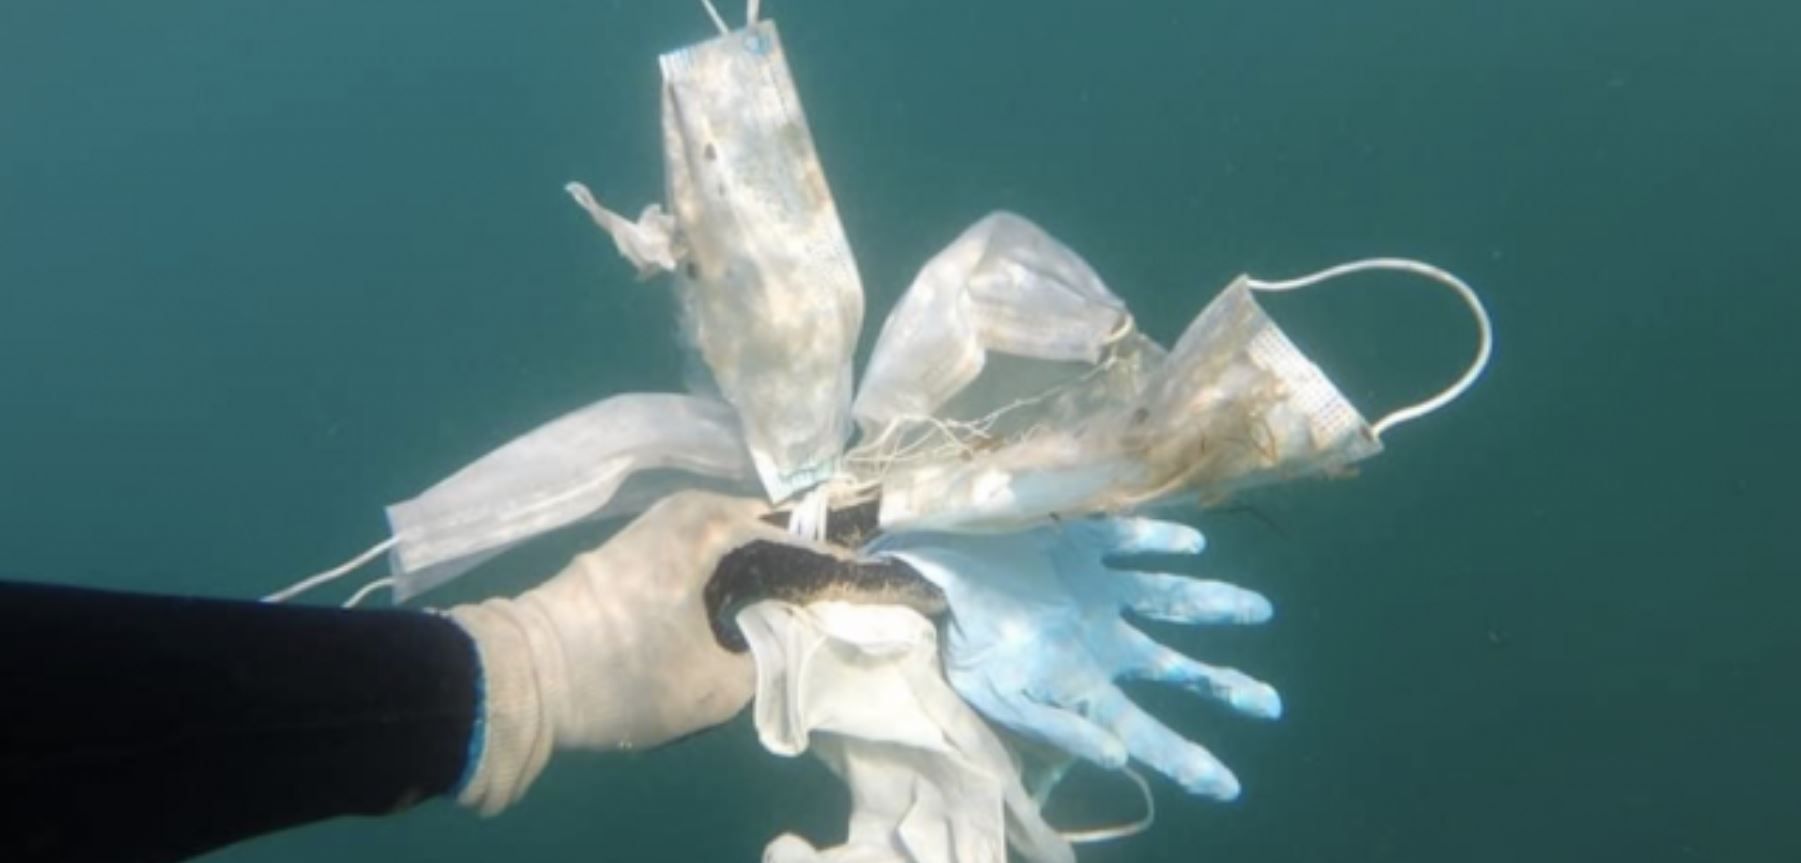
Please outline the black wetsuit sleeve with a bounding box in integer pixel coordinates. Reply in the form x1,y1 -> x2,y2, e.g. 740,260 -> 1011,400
0,580 -> 478,863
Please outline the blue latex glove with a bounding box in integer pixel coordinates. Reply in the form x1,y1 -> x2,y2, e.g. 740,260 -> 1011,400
872,517 -> 1280,800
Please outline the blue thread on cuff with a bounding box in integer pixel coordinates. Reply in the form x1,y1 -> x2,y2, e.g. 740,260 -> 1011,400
451,626 -> 486,797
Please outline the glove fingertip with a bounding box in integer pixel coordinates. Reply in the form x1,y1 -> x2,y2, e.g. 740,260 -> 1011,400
1179,759 -> 1242,801
1232,683 -> 1283,720
1238,592 -> 1274,624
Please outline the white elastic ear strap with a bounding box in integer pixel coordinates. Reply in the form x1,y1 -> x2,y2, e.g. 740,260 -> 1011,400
699,0 -> 730,34
263,536 -> 397,604
1245,258 -> 1493,438
1057,766 -> 1155,844
699,0 -> 760,34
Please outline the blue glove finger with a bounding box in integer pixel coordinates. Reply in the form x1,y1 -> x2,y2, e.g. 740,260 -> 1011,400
1009,697 -> 1131,771
1116,572 -> 1273,625
954,668 -> 1129,770
1113,625 -> 1283,720
1086,686 -> 1241,800
1079,517 -> 1205,556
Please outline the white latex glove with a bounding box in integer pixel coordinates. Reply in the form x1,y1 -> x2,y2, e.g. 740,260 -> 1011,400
446,490 -> 805,814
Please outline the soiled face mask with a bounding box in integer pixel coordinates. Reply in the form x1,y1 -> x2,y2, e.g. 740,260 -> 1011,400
874,259 -> 1494,532
850,211 -> 1133,438
276,7 -> 872,605
567,15 -> 863,503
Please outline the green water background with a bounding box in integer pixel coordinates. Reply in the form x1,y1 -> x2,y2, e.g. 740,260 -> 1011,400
2,1 -> 1795,860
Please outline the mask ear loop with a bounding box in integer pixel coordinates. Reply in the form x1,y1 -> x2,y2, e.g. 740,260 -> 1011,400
1244,257 -> 1493,439
700,0 -> 731,35
1055,766 -> 1156,844
698,0 -> 763,38
262,537 -> 398,604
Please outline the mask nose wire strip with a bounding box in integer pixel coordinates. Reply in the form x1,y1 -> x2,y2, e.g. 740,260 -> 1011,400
1057,766 -> 1156,844
262,536 -> 398,603
1245,257 -> 1494,439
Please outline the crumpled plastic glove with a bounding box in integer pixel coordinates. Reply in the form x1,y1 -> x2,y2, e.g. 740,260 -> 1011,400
446,490 -> 815,814
739,601 -> 1074,863
873,517 -> 1280,800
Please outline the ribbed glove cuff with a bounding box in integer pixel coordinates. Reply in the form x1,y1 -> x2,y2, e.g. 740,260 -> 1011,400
445,599 -> 557,816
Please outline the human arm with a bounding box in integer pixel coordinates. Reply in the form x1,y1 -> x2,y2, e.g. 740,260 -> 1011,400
0,580 -> 479,863
0,490 -> 807,861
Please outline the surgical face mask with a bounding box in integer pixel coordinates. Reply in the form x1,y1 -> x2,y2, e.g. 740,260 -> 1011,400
265,394 -> 759,605
837,211 -> 1155,521
873,258 -> 1494,532
851,211 -> 1133,439
568,16 -> 863,504
274,6 -> 874,607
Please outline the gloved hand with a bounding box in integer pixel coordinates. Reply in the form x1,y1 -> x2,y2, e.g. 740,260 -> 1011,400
874,517 -> 1280,801
446,490 -> 813,814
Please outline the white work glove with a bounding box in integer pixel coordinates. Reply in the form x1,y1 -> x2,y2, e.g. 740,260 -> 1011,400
446,490 -> 804,814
